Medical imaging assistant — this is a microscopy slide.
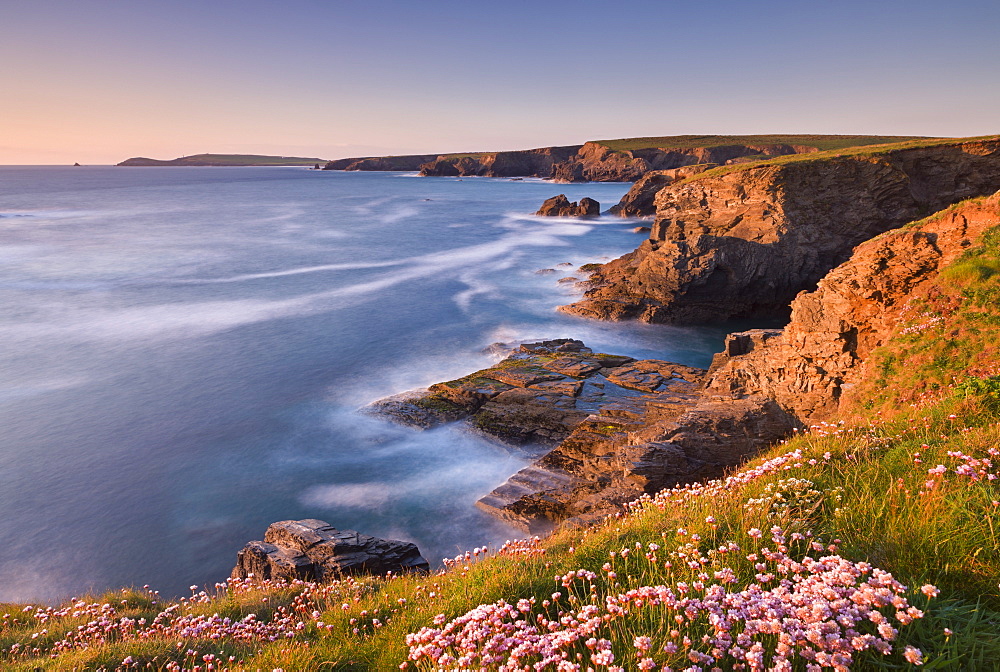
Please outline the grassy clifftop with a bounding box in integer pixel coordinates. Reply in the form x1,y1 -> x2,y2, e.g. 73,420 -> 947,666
593,134 -> 932,153
677,135 -> 1000,184
3,200 -> 1000,670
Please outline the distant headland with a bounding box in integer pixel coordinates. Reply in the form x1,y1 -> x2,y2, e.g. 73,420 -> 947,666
321,134 -> 934,182
117,153 -> 327,167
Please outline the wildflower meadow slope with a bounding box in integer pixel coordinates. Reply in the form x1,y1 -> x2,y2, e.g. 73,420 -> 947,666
3,209 -> 1000,670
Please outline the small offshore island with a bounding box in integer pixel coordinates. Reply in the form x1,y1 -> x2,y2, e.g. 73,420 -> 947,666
7,134 -> 1000,670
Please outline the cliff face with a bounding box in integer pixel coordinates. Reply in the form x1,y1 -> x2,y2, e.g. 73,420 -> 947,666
607,165 -> 717,217
551,142 -> 812,183
704,192 -> 1000,422
563,138 -> 1000,323
418,146 -> 582,178
478,192 -> 1000,532
323,154 -> 438,171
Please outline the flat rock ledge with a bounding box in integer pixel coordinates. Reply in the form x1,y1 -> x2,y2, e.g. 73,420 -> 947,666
232,519 -> 429,582
367,339 -> 794,534
365,339 -> 700,447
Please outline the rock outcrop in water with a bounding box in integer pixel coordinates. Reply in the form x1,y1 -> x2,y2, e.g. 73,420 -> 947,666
563,138 -> 1000,323
232,519 -> 429,581
368,339 -> 648,447
535,195 -> 600,217
369,339 -> 795,533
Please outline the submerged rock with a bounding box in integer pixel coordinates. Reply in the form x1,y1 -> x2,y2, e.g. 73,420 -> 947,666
232,519 -> 429,581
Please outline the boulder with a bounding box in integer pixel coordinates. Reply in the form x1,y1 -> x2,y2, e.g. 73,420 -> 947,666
535,195 -> 600,217
232,519 -> 429,581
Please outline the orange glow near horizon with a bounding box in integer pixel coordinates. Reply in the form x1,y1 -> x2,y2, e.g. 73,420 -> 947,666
2,1 -> 998,165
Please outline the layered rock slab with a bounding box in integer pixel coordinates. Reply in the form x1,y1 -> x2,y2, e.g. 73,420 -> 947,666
477,390 -> 793,534
367,339 -> 654,447
564,138 -> 1000,323
232,519 -> 429,581
369,339 -> 793,533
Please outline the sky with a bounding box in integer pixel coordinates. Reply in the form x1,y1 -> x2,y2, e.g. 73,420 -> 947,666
2,0 -> 998,165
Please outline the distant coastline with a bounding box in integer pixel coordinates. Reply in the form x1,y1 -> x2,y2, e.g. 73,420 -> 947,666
117,153 -> 326,167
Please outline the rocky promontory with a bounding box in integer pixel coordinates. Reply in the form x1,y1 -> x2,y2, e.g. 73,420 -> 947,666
418,146 -> 582,178
323,154 -> 438,171
320,135 -> 927,182
118,153 -> 328,167
366,188 -> 1000,534
368,339 -> 794,533
607,165 -> 717,217
563,137 -> 1000,323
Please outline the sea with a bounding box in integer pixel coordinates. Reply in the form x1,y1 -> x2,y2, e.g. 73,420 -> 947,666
0,166 -> 727,603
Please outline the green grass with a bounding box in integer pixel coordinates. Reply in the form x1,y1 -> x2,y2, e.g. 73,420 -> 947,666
592,134 -> 933,153
675,135 -> 1000,184
436,152 -> 490,160
5,205 -> 1000,670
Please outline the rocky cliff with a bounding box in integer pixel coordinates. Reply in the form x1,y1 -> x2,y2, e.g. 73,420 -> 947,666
315,136 -> 929,182
418,146 -> 582,178
550,142 -> 813,183
414,142 -> 818,182
323,154 -> 438,171
368,191 -> 1000,534
607,165 -> 717,217
704,191 -> 1000,422
563,137 -> 1000,323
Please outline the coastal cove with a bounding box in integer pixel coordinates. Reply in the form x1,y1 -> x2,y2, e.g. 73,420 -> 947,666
0,166 -> 729,603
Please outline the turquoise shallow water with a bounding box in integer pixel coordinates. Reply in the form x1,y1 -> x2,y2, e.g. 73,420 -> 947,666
0,166 -> 727,602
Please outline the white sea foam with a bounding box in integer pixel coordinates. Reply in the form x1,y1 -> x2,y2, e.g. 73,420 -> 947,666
301,482 -> 393,509
378,204 -> 418,224
179,260 -> 407,284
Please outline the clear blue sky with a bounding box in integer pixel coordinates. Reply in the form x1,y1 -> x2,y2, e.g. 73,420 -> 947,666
2,0 -> 998,164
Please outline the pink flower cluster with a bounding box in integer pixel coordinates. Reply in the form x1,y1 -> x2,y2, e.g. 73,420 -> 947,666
624,448 -> 814,516
406,527 -> 930,671
3,577 -> 366,668
922,445 -> 999,492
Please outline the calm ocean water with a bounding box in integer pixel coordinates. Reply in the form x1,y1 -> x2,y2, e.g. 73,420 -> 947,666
0,166 -> 727,602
